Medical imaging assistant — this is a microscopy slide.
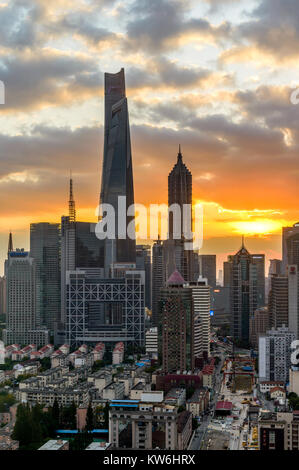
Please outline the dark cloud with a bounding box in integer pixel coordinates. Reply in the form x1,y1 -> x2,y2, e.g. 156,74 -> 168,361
0,53 -> 102,110
125,0 -> 231,53
239,0 -> 299,59
0,0 -> 44,49
126,57 -> 212,90
54,11 -> 117,46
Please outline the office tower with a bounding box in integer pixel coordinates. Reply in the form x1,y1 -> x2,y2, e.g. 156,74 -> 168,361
249,307 -> 270,349
288,265 -> 299,338
210,286 -> 231,327
136,245 -> 151,310
268,274 -> 288,329
193,252 -> 200,281
252,253 -> 265,307
100,68 -> 136,274
259,326 -> 295,383
0,277 -> 6,315
30,223 -> 60,333
166,146 -> 193,281
189,278 -> 211,356
269,259 -> 282,276
282,222 -> 299,273
145,327 -> 158,358
225,240 -> 258,344
152,237 -> 164,327
223,261 -> 231,287
217,269 -> 223,286
159,271 -> 194,373
3,248 -> 49,346
199,255 -> 216,288
66,265 -> 145,348
60,179 -> 104,324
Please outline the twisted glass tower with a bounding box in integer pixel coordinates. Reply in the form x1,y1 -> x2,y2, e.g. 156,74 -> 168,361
100,68 -> 136,273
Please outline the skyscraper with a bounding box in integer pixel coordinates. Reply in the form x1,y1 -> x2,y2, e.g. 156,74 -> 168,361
259,326 -> 295,383
30,222 -> 60,333
189,278 -> 211,356
66,266 -> 145,348
0,277 -> 6,315
159,270 -> 194,373
282,222 -> 299,273
225,240 -> 258,344
60,178 -> 104,324
100,68 -> 136,274
152,237 -> 164,327
165,146 -> 193,281
268,274 -> 288,329
136,245 -> 151,310
3,247 -> 49,346
252,254 -> 265,307
199,255 -> 216,288
288,265 -> 299,339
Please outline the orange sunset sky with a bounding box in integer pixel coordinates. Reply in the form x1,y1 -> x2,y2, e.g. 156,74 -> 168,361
1,0 -> 299,275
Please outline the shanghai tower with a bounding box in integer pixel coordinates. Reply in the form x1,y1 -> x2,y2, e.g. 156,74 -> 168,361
100,68 -> 136,273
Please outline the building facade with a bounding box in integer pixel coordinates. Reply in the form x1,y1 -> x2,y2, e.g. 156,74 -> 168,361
30,222 -> 60,333
4,250 -> 48,346
99,68 -> 136,274
159,271 -> 194,373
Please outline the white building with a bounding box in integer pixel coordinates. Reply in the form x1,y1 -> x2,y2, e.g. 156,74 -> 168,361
145,328 -> 158,358
259,326 -> 295,383
189,278 -> 211,356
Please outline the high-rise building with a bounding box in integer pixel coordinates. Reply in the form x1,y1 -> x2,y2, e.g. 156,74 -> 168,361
282,222 -> 299,273
268,274 -> 288,329
269,259 -> 282,276
249,306 -> 270,349
210,286 -> 231,327
0,277 -> 6,315
189,278 -> 211,356
225,241 -> 259,344
136,245 -> 151,310
252,254 -> 265,307
100,68 -> 136,274
259,326 -> 295,383
152,238 -> 164,327
60,179 -> 104,324
159,271 -> 194,373
199,255 -> 216,288
288,264 -> 299,339
166,147 -> 193,282
3,248 -> 49,346
65,265 -> 145,348
30,222 -> 60,333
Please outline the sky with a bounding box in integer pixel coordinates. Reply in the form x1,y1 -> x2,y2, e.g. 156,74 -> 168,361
1,0 -> 299,275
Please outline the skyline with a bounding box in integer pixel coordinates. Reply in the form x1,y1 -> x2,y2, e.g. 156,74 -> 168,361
1,0 -> 299,273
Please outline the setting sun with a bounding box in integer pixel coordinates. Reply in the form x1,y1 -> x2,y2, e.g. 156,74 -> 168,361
229,219 -> 283,235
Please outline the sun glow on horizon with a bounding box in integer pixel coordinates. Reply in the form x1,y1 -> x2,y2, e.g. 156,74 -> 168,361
229,219 -> 284,235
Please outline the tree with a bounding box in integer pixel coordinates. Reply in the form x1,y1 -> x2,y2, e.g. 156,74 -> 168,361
85,402 -> 94,431
51,398 -> 60,428
70,430 -> 93,451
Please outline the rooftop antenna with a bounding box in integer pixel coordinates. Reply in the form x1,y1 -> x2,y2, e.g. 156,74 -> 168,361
177,144 -> 182,162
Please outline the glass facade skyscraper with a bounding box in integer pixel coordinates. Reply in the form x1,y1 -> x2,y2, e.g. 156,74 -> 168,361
100,68 -> 136,274
30,223 -> 60,333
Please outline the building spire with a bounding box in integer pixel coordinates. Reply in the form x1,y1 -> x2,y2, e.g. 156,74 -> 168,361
68,173 -> 76,223
8,231 -> 13,256
241,235 -> 245,248
177,144 -> 183,163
